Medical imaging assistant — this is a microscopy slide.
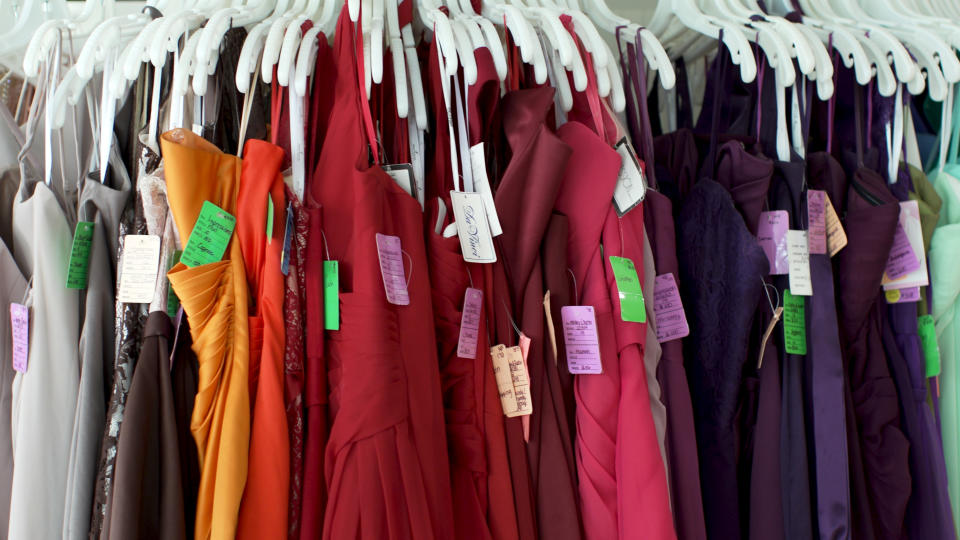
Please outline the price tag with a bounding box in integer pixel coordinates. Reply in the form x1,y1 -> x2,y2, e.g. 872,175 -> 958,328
457,288 -> 483,359
612,138 -> 647,216
561,305 -> 602,374
449,190 -> 497,263
882,200 -> 928,290
783,290 -> 807,355
66,221 -> 94,289
266,194 -> 275,243
117,235 -> 161,304
469,143 -> 502,237
166,250 -> 182,319
383,163 -> 418,198
375,233 -> 410,305
885,287 -> 920,304
918,314 -> 941,377
324,260 -> 340,330
180,201 -> 236,268
281,201 -> 294,276
758,211 -> 789,274
609,255 -> 646,322
10,303 -> 28,373
653,273 -> 690,342
807,190 -> 827,254
824,194 -> 847,257
490,344 -> 532,417
787,230 -> 813,296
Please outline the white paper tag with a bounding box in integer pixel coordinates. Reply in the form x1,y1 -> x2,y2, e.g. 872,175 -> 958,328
383,163 -> 417,198
787,230 -> 813,296
449,191 -> 497,263
288,64 -> 307,202
118,235 -> 162,304
469,143 -> 502,237
612,137 -> 647,217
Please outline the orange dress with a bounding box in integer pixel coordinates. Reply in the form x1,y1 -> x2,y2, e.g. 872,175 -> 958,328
235,139 -> 290,538
163,129 -> 251,540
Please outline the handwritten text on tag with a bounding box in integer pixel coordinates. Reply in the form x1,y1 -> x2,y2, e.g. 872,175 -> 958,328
375,233 -> 410,305
457,288 -> 483,359
10,303 -> 27,373
561,305 -> 602,374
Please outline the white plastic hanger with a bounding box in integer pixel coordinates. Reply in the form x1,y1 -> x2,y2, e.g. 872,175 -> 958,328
648,0 -> 759,84
479,0 -> 548,84
293,24 -> 323,97
0,0 -> 69,61
576,0 -> 676,90
192,0 -> 274,96
236,0 -> 291,93
22,0 -> 114,78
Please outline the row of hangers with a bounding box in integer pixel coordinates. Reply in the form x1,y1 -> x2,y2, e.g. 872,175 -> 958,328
2,0 -> 959,180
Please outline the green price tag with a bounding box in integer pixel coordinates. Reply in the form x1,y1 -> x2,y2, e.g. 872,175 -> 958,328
783,290 -> 807,355
918,314 -> 941,377
266,194 -> 275,243
180,201 -> 236,268
166,250 -> 182,319
609,255 -> 646,323
324,260 -> 340,330
66,221 -> 95,289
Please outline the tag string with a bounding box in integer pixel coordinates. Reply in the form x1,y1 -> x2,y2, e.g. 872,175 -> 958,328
567,268 -> 579,303
401,249 -> 413,288
502,299 -> 521,338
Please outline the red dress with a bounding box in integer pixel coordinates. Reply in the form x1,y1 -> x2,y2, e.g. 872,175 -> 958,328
315,9 -> 454,539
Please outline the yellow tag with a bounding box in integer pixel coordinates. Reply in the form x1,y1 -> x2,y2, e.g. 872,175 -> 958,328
825,194 -> 848,257
885,289 -> 901,303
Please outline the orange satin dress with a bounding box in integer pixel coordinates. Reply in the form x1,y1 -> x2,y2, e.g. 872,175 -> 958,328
163,129 -> 251,540
235,139 -> 290,538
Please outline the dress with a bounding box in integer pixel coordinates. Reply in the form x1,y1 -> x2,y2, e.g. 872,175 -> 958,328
8,134 -> 81,540
163,128 -> 251,540
235,139 -> 290,540
315,9 -> 454,539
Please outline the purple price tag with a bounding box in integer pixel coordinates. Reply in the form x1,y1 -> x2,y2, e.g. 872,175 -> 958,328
561,305 -> 602,374
457,288 -> 483,358
375,233 -> 410,305
10,303 -> 28,373
807,190 -> 827,254
758,211 -> 789,274
884,222 -> 921,280
653,273 -> 690,343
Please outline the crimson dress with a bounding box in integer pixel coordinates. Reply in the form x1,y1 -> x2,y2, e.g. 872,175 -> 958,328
314,9 -> 454,539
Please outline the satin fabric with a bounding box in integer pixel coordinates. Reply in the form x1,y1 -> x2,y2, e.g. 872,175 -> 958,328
835,167 -> 911,539
235,140 -> 290,539
805,151 -> 853,540
64,153 -> 131,540
643,189 -> 708,540
930,164 -> 960,536
163,128 -> 251,540
106,312 -> 187,540
315,10 -> 454,539
8,168 -> 80,540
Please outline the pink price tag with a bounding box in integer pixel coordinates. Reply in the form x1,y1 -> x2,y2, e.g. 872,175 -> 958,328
375,233 -> 410,305
561,306 -> 602,374
807,190 -> 827,254
457,288 -> 483,359
10,303 -> 28,373
758,211 -> 789,274
653,273 -> 690,343
884,222 -> 921,280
